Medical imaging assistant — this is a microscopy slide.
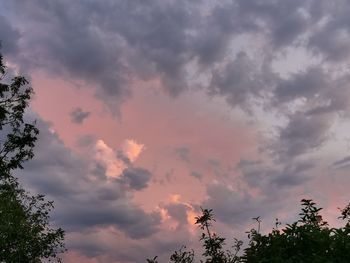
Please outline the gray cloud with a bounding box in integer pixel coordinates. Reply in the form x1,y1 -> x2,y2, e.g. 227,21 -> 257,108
56,200 -> 161,239
270,161 -> 314,187
190,171 -> 202,180
17,113 -> 160,241
307,1 -> 350,62
116,150 -> 131,165
237,159 -> 313,189
2,0 -> 350,260
174,147 -> 190,163
0,15 -> 20,55
209,52 -> 276,112
76,134 -> 96,148
276,112 -> 333,159
204,158 -> 315,228
70,107 -> 91,124
164,202 -> 189,228
274,67 -> 329,104
333,155 -> 350,169
119,167 -> 152,191
333,155 -> 350,167
64,223 -> 194,263
1,0 -> 350,118
202,182 -> 276,226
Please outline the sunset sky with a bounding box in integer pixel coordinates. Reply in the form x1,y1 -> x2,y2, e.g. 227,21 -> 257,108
1,0 -> 350,262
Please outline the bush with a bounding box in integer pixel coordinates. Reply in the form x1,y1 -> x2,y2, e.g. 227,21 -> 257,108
148,199 -> 350,263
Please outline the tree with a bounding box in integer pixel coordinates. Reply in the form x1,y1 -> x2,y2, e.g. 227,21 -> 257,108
0,52 -> 65,262
243,199 -> 350,263
0,53 -> 38,173
148,199 -> 350,262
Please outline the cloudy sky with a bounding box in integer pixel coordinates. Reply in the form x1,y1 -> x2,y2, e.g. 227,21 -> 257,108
1,0 -> 350,262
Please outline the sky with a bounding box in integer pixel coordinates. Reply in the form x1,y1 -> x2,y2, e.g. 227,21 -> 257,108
1,0 -> 350,262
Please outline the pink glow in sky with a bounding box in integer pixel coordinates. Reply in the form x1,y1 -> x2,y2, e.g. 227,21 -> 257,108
2,1 -> 350,262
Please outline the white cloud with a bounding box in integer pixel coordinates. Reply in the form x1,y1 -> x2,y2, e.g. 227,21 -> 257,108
94,139 -> 145,179
94,139 -> 126,178
122,139 -> 145,162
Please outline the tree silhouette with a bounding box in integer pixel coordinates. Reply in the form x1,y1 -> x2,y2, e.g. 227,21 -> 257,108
0,52 -> 65,262
148,199 -> 350,262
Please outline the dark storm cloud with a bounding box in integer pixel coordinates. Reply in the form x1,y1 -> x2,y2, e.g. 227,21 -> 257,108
70,107 -> 91,124
17,113 -> 160,240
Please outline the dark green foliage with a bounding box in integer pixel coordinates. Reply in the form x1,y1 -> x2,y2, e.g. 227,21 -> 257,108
243,199 -> 350,263
0,52 -> 65,262
148,199 -> 350,262
170,246 -> 194,263
195,208 -> 240,263
0,175 -> 65,262
0,53 -> 39,173
339,203 -> 350,222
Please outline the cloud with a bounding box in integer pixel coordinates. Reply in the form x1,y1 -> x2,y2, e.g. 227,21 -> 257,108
333,155 -> 350,169
94,139 -> 126,178
164,203 -> 189,227
2,0 -> 350,122
274,67 -> 330,104
202,181 -> 272,226
122,139 -> 145,163
237,158 -> 313,190
276,112 -> 333,159
160,194 -> 199,230
174,147 -> 190,162
70,107 -> 91,124
93,138 -> 145,179
190,171 -> 202,180
17,112 -> 160,243
0,15 -> 20,55
119,167 -> 152,191
209,51 -> 276,112
76,134 -> 96,148
56,199 -> 161,239
3,0 -> 350,261
307,1 -> 350,62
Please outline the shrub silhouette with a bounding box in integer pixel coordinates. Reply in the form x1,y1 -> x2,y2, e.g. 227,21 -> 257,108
148,199 -> 350,262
